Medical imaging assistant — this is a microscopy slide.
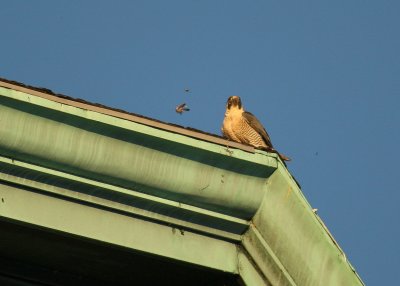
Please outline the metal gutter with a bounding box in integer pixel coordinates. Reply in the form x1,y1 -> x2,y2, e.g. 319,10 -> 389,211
0,85 -> 277,220
0,80 -> 254,153
0,156 -> 246,241
0,79 -> 365,285
245,162 -> 365,286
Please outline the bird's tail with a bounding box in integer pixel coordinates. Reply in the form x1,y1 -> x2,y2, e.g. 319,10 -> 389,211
279,153 -> 291,161
260,146 -> 291,162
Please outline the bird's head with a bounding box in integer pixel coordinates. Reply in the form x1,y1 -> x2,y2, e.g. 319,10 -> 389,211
226,96 -> 243,110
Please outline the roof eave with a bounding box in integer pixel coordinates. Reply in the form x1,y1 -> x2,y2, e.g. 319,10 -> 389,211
0,79 -> 364,285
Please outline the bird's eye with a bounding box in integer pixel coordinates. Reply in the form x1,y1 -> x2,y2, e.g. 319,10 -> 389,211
227,97 -> 232,108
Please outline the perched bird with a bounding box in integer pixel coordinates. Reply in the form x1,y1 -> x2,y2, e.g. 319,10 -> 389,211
221,96 -> 290,161
175,102 -> 190,114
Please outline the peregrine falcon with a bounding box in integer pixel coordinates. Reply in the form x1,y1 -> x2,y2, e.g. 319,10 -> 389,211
222,96 -> 290,161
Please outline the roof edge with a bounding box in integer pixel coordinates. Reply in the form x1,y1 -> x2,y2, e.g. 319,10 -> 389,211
0,78 -> 255,153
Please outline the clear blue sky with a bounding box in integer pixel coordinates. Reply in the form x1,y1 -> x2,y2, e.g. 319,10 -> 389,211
1,1 -> 399,284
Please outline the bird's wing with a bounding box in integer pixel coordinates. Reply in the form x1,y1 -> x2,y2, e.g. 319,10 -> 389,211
242,111 -> 273,148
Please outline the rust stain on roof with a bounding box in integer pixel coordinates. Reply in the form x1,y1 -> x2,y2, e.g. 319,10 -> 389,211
0,77 -> 255,153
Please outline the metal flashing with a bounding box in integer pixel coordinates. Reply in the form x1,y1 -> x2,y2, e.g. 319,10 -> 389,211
0,78 -> 254,153
0,78 -> 364,285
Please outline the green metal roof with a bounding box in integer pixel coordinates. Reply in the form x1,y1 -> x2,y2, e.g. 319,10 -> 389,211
0,79 -> 364,285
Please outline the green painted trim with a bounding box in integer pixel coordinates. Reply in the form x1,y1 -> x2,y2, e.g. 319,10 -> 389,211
246,162 -> 365,286
237,250 -> 272,286
0,82 -> 365,285
0,86 -> 277,166
0,94 -> 276,219
0,182 -> 239,273
242,224 -> 296,286
0,155 -> 245,240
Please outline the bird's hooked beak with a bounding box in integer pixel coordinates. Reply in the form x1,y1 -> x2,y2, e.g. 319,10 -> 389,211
226,96 -> 242,110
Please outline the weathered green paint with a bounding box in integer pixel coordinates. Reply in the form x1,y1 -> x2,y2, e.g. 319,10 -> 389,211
0,81 -> 364,285
237,251 -> 272,286
0,182 -> 239,273
0,155 -> 246,240
249,164 -> 364,285
243,224 -> 296,286
0,87 -> 276,220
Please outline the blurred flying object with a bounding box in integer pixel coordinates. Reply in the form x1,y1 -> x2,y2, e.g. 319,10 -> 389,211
175,103 -> 190,114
